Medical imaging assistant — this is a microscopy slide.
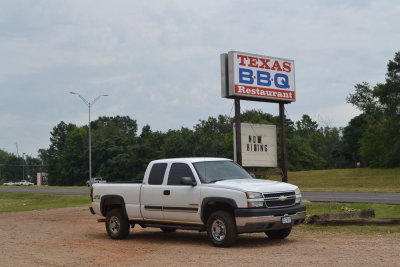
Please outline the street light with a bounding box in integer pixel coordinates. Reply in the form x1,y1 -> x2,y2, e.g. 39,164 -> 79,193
22,153 -> 25,180
70,92 -> 108,185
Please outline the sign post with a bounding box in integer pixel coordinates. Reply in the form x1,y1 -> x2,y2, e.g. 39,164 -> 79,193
234,99 -> 242,165
221,51 -> 295,182
279,103 -> 288,182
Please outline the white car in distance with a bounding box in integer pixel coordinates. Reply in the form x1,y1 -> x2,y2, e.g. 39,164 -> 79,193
16,180 -> 34,186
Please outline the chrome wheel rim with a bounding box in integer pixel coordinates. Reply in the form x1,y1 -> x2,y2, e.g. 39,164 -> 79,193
109,216 -> 120,234
211,219 -> 226,241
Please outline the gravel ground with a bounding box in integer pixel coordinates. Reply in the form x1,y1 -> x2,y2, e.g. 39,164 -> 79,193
0,207 -> 399,267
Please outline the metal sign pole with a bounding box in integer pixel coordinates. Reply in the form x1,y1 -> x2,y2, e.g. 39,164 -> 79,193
279,102 -> 288,182
234,98 -> 242,165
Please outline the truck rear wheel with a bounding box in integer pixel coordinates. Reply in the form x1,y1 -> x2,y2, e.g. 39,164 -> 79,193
206,211 -> 237,247
105,209 -> 130,239
265,227 -> 292,239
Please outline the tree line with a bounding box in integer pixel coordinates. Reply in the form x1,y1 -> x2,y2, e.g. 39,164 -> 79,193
34,111 -> 350,185
0,150 -> 43,183
1,52 -> 399,186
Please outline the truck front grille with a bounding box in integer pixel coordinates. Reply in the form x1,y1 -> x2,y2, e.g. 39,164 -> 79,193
263,191 -> 296,208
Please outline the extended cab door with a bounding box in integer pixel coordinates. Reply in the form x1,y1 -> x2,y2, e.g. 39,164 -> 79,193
162,162 -> 202,224
141,162 -> 168,220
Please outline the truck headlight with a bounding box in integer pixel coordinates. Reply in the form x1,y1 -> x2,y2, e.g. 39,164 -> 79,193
246,192 -> 265,208
245,192 -> 263,199
247,201 -> 265,208
295,187 -> 302,203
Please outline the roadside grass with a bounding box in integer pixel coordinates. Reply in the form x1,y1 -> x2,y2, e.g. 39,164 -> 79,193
302,202 -> 400,235
0,192 -> 90,213
268,168 -> 400,193
299,224 -> 400,235
305,202 -> 400,219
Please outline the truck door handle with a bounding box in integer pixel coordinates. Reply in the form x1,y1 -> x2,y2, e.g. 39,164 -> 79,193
163,190 -> 170,195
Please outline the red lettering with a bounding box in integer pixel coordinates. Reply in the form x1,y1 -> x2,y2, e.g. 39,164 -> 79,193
259,58 -> 271,69
248,56 -> 258,67
283,61 -> 291,72
237,55 -> 248,66
271,61 -> 282,71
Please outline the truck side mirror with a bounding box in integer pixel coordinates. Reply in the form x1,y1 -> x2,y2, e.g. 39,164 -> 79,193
180,177 -> 197,186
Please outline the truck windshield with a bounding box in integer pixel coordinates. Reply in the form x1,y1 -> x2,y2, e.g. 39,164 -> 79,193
193,161 -> 252,183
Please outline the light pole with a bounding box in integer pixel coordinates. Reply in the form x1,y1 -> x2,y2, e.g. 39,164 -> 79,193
22,153 -> 25,180
70,92 -> 108,185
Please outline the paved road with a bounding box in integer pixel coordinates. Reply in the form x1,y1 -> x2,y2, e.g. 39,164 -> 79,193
1,187 -> 399,204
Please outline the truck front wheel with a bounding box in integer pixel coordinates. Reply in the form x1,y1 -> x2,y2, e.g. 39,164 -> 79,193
206,211 -> 237,247
105,209 -> 130,239
265,227 -> 292,239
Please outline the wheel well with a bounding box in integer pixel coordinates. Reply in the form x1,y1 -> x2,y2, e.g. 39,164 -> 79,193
202,202 -> 235,223
101,195 -> 126,217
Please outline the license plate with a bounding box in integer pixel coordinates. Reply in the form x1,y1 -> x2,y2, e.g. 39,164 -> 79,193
281,216 -> 292,224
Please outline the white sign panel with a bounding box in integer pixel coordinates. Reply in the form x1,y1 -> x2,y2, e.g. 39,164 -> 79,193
233,123 -> 277,167
221,51 -> 295,102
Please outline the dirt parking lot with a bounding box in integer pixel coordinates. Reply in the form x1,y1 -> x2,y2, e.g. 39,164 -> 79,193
0,207 -> 399,267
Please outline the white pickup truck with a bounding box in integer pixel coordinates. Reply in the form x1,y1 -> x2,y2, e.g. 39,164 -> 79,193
90,157 -> 306,247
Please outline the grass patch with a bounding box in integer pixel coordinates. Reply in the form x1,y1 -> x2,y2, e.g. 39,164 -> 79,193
302,202 -> 400,235
305,202 -> 400,219
269,168 -> 400,193
0,192 -> 90,213
299,224 -> 400,235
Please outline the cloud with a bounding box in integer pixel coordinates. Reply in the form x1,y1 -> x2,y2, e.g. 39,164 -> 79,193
0,0 -> 399,155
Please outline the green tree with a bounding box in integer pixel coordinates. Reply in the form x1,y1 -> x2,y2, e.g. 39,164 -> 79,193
163,128 -> 195,158
92,115 -> 138,144
2,154 -> 24,182
57,127 -> 88,185
341,114 -> 369,166
287,135 -> 327,170
94,135 -> 138,181
192,115 -> 232,158
0,149 -> 11,182
347,51 -> 400,167
241,109 -> 276,125
39,121 -> 78,185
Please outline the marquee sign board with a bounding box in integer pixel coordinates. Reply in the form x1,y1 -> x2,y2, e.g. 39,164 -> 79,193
233,123 -> 277,167
221,51 -> 296,102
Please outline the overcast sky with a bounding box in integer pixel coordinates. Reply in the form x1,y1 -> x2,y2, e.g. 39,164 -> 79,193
1,0 -> 399,156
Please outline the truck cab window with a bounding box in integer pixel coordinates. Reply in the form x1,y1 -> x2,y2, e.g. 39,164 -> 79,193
167,163 -> 195,185
148,163 -> 168,185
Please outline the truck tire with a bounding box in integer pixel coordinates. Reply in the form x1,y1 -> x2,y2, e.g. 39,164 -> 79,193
265,227 -> 292,239
206,210 -> 237,247
105,209 -> 130,239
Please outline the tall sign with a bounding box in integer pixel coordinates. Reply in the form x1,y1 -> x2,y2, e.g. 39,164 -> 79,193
233,123 -> 277,167
221,51 -> 296,182
221,51 -> 295,103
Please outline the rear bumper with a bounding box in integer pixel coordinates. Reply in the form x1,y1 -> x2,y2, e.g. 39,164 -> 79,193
234,204 -> 306,233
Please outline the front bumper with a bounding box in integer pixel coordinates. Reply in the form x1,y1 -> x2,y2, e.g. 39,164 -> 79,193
234,204 -> 306,233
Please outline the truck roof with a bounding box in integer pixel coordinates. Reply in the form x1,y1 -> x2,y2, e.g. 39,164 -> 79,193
150,157 -> 232,164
